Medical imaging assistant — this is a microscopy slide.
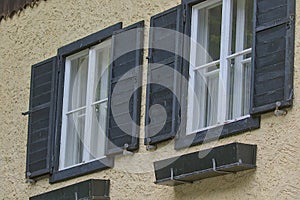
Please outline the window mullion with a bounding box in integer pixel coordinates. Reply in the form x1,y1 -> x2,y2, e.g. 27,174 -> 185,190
82,49 -> 96,162
232,0 -> 246,119
217,0 -> 233,123
59,59 -> 71,169
187,7 -> 199,133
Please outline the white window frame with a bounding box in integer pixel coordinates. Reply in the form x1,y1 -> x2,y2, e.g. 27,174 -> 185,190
187,0 -> 252,134
59,39 -> 111,170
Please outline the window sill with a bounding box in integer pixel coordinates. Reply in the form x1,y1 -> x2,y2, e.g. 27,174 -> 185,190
49,157 -> 114,183
175,116 -> 260,150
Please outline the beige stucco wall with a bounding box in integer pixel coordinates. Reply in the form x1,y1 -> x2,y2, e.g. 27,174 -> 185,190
0,0 -> 299,199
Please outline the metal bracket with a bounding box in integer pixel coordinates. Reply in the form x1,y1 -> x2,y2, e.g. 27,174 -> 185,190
146,144 -> 157,151
146,138 -> 157,151
170,168 -> 193,184
122,144 -> 134,156
212,158 -> 235,174
25,178 -> 36,184
274,101 -> 287,116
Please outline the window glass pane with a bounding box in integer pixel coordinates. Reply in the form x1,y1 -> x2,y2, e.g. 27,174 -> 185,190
231,0 -> 253,54
196,3 -> 222,66
94,41 -> 111,102
244,0 -> 253,50
68,54 -> 89,110
189,71 -> 207,131
189,66 -> 220,131
231,0 -> 237,54
206,73 -> 219,126
64,109 -> 86,168
242,62 -> 251,115
90,102 -> 107,159
207,4 -> 222,61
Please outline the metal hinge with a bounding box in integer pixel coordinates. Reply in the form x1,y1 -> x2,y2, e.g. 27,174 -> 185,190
25,172 -> 36,184
287,15 -> 295,30
57,56 -> 62,72
50,166 -> 54,174
274,101 -> 287,116
183,4 -> 187,23
145,138 -> 157,151
123,143 -> 134,156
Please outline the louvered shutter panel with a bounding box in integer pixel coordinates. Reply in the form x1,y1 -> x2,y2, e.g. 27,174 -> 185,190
145,5 -> 183,145
106,21 -> 144,155
26,57 -> 57,179
251,0 -> 295,115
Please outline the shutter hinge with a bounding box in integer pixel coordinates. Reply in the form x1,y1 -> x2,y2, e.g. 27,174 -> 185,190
57,56 -> 62,72
146,138 -> 157,151
287,15 -> 295,30
288,89 -> 294,101
25,178 -> 36,184
25,172 -> 36,184
50,166 -> 54,174
183,4 -> 187,23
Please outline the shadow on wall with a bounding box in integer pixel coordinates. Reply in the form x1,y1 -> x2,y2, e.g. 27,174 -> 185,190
174,170 -> 257,199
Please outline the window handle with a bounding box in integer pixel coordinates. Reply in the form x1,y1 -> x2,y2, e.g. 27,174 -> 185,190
22,111 -> 31,116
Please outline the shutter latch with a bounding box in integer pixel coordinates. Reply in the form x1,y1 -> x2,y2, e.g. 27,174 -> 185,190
122,143 -> 134,156
25,172 -> 36,184
274,101 -> 287,116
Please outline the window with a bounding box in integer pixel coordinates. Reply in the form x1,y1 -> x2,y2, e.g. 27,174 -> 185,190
25,22 -> 144,183
59,39 -> 111,170
145,0 -> 294,148
187,0 -> 253,133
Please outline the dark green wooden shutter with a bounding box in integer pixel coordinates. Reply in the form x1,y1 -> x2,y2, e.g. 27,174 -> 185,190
251,0 -> 295,114
26,57 -> 57,179
106,21 -> 144,155
145,5 -> 184,145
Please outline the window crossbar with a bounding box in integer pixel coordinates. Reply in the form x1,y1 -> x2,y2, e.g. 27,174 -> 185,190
226,48 -> 252,60
66,106 -> 86,115
204,69 -> 220,77
91,98 -> 108,106
241,57 -> 252,65
193,59 -> 220,71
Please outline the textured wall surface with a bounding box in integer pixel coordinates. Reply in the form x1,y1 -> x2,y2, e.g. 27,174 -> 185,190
0,0 -> 299,199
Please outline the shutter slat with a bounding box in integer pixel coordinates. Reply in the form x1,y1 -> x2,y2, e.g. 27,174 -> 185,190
250,0 -> 295,115
26,57 -> 57,179
106,21 -> 144,155
29,139 -> 48,153
257,5 -> 287,25
145,5 -> 183,145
